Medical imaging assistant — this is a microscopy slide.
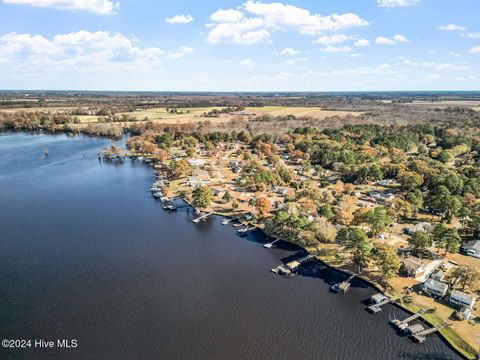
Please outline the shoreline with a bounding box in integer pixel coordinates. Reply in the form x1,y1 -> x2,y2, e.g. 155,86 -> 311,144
181,200 -> 475,360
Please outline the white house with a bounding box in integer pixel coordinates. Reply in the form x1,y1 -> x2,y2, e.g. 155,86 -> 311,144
401,257 -> 442,282
422,278 -> 448,298
188,158 -> 206,167
449,290 -> 477,309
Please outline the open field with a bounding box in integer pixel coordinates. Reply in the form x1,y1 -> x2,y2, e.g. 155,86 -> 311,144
2,106 -> 361,125
244,106 -> 363,118
117,107 -> 223,121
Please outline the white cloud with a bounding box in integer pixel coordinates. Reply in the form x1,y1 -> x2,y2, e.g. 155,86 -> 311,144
401,58 -> 468,71
467,32 -> 480,39
207,1 -> 368,44
273,47 -> 298,56
393,34 -> 409,42
0,31 -> 193,68
165,46 -> 193,59
321,45 -> 351,53
354,38 -> 370,47
421,61 -> 468,71
377,0 -> 420,8
448,51 -> 461,57
375,34 -> 408,45
285,57 -> 308,65
207,18 -> 270,44
2,0 -> 119,14
437,24 -> 466,31
165,14 -> 193,24
375,36 -> 396,45
315,34 -> 350,45
244,1 -> 369,35
469,45 -> 480,54
210,9 -> 244,22
240,58 -> 255,67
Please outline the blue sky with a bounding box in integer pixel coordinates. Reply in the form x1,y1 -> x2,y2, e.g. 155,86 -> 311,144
0,0 -> 479,91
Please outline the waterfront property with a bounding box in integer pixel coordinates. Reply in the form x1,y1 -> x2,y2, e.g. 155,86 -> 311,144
401,257 -> 442,282
449,290 -> 477,310
422,278 -> 449,298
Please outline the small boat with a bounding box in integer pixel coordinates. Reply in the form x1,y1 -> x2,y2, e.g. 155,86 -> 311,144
221,218 -> 229,225
153,192 -> 163,198
160,196 -> 170,202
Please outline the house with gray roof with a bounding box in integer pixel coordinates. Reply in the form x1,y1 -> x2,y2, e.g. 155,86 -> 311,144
422,278 -> 448,298
462,240 -> 480,258
449,290 -> 477,309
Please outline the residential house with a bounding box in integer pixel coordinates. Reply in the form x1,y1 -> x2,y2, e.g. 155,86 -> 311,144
188,158 -> 206,167
188,171 -> 211,188
401,257 -> 442,282
273,186 -> 288,196
404,222 -> 432,236
422,278 -> 448,298
449,290 -> 477,309
430,269 -> 446,282
377,179 -> 396,186
369,191 -> 396,204
462,240 -> 480,258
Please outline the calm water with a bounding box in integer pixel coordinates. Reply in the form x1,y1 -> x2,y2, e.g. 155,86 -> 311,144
0,132 -> 463,360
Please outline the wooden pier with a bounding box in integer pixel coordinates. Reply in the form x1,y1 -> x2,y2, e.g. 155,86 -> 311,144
331,274 -> 356,294
237,226 -> 255,235
193,212 -> 213,223
390,309 -> 425,331
367,298 -> 391,313
410,322 -> 449,343
264,238 -> 280,248
411,327 -> 439,343
271,253 -> 319,275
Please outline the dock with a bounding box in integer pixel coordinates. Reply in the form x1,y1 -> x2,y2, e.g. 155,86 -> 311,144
367,298 -> 391,313
411,327 -> 439,343
331,274 -> 356,294
271,253 -> 319,275
264,238 -> 280,249
162,202 -> 176,211
271,265 -> 292,275
238,226 -> 255,235
390,309 -> 425,331
193,212 -> 213,223
410,322 -> 448,343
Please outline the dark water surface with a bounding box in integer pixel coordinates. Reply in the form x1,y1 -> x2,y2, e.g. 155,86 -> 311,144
0,133 -> 463,360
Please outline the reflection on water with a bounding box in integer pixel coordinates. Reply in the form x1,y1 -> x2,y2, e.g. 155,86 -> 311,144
0,132 -> 462,360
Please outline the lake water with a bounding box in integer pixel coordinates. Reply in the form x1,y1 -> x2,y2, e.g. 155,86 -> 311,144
0,132 -> 463,359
